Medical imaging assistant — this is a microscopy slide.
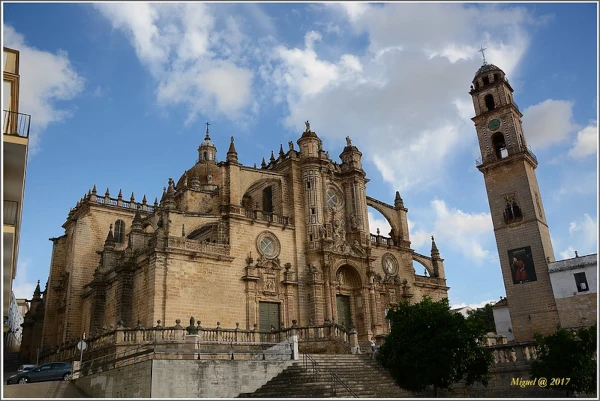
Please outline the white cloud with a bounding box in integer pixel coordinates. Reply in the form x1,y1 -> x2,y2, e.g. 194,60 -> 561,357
564,214 -> 598,254
367,210 -> 392,236
429,199 -> 494,264
568,121 -> 598,158
521,99 -> 579,150
266,3 -> 536,192
3,25 -> 84,154
551,170 -> 598,200
13,257 -> 38,300
405,200 -> 494,264
559,245 -> 577,260
407,218 -> 431,249
95,3 -> 257,124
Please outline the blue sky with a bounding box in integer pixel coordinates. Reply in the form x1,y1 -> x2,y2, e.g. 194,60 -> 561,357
2,2 -> 598,309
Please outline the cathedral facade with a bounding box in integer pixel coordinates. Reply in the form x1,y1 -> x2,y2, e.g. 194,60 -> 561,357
36,123 -> 448,352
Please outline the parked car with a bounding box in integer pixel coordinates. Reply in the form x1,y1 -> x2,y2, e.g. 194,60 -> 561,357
16,364 -> 36,373
6,362 -> 72,384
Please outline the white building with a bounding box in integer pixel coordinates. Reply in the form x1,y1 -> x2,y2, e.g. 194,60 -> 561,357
493,253 -> 597,339
548,253 -> 597,329
491,297 -> 515,342
4,292 -> 25,351
451,306 -> 473,318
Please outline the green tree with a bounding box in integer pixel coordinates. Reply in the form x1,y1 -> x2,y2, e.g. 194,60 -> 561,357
531,324 -> 597,397
466,303 -> 496,333
377,297 -> 493,397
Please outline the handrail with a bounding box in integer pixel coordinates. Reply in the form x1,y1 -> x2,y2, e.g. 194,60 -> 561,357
330,370 -> 359,398
301,353 -> 359,397
3,110 -> 31,138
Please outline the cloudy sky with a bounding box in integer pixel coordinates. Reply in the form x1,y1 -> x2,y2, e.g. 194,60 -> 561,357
3,3 -> 597,309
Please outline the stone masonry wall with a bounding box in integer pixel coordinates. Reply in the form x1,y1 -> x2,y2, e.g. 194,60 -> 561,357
74,359 -> 152,398
483,160 -> 559,341
151,359 -> 293,398
556,293 -> 597,329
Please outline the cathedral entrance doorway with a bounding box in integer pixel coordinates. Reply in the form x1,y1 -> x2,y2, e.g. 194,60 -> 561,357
333,265 -> 363,331
259,301 -> 280,331
336,295 -> 351,328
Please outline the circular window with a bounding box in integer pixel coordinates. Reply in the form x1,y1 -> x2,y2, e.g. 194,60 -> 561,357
326,188 -> 342,209
256,231 -> 280,259
382,253 -> 399,276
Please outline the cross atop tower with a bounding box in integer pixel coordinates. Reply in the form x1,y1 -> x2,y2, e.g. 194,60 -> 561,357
205,122 -> 210,139
478,46 -> 487,64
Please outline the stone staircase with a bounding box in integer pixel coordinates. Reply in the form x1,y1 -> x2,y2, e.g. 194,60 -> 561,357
238,353 -> 414,398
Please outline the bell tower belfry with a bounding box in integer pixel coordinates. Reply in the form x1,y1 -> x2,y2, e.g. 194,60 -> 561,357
470,57 -> 560,341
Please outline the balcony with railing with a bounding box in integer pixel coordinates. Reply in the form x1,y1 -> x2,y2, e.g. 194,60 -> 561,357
3,110 -> 31,138
3,200 -> 19,227
476,144 -> 537,168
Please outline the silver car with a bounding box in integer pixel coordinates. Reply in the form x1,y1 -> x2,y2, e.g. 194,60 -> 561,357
16,364 -> 36,373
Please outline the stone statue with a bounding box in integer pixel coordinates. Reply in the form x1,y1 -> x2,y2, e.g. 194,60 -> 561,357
305,120 -> 311,132
346,136 -> 352,146
288,141 -> 294,151
337,271 -> 345,286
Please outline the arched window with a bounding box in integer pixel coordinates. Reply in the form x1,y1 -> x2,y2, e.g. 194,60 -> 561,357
484,94 -> 495,111
263,186 -> 273,213
491,132 -> 507,160
203,151 -> 208,160
503,194 -> 523,224
114,220 -> 125,243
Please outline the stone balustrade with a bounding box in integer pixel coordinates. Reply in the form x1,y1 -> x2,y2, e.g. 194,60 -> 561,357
241,208 -> 291,226
39,320 -> 350,365
488,342 -> 539,365
166,237 -> 231,256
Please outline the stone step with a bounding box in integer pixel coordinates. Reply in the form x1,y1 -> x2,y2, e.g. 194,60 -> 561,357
240,353 -> 414,398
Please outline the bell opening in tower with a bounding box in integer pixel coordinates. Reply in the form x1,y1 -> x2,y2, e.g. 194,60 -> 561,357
491,132 -> 507,159
485,94 -> 495,110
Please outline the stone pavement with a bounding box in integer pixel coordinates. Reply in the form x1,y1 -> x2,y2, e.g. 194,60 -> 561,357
3,381 -> 88,398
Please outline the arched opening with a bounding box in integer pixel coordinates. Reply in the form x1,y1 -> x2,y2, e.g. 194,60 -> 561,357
188,224 -> 217,243
491,132 -> 507,159
242,178 -> 283,217
367,206 -> 392,237
412,259 -> 432,277
503,194 -> 523,224
484,94 -> 495,111
334,265 -> 362,329
482,75 -> 490,85
203,151 -> 208,160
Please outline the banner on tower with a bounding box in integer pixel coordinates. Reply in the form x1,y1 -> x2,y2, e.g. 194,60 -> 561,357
507,246 -> 537,284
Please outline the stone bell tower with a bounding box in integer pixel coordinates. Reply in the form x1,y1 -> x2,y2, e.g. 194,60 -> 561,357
470,54 -> 560,341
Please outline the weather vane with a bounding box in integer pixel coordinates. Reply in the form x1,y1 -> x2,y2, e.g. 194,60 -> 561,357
478,46 -> 487,64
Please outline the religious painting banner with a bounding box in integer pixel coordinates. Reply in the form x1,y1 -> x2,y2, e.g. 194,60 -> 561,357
507,246 -> 537,284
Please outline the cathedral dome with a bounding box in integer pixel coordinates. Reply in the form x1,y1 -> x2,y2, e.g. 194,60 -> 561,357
176,161 -> 222,190
201,136 -> 216,148
473,63 -> 503,82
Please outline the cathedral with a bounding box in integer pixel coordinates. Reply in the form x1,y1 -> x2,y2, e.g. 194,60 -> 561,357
25,122 -> 448,357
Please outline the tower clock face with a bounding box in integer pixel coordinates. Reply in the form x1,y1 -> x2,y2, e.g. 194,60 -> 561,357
488,119 -> 501,131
